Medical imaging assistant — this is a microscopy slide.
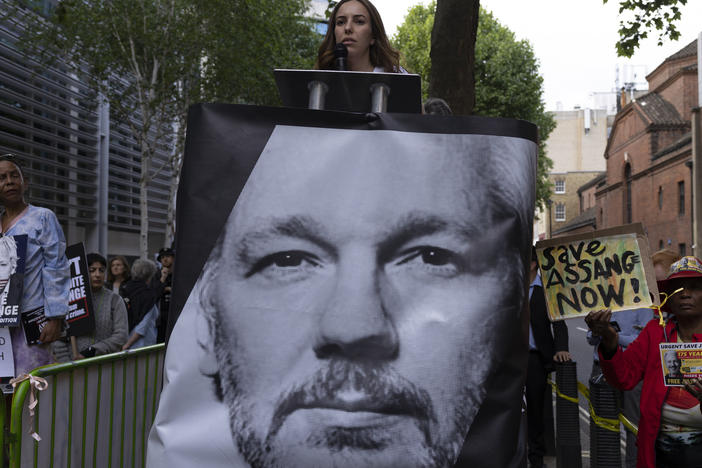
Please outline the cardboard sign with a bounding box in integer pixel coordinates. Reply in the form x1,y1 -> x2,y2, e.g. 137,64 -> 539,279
536,224 -> 657,321
659,342 -> 702,387
0,327 -> 15,378
0,234 -> 27,326
65,243 -> 95,337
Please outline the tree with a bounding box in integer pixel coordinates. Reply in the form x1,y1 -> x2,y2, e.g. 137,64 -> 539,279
394,4 -> 555,212
429,0 -> 479,115
14,0 -> 318,257
604,0 -> 688,57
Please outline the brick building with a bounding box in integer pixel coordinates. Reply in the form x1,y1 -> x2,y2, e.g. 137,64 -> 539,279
596,40 -> 698,255
551,173 -> 605,237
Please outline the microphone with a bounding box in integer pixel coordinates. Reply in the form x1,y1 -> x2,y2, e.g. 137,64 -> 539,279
334,43 -> 348,71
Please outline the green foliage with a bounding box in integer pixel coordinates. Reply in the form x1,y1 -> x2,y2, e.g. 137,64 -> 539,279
392,5 -> 555,212
12,0 -> 318,256
195,0 -> 318,105
604,0 -> 687,58
393,2 -> 434,97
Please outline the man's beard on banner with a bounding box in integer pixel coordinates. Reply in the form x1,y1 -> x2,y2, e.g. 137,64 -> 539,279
209,320 -> 482,468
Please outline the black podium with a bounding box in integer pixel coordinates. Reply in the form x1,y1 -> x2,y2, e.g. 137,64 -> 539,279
274,69 -> 422,113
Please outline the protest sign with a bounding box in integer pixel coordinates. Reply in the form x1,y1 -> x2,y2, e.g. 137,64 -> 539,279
0,234 -> 27,327
65,243 -> 96,336
659,342 -> 702,386
147,104 -> 538,468
0,327 -> 14,378
536,223 -> 657,321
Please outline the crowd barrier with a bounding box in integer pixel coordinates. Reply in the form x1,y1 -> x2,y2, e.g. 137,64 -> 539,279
1,344 -> 165,468
548,360 -> 639,468
0,348 -> 636,468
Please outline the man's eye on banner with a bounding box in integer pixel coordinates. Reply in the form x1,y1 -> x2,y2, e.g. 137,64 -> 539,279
147,107 -> 537,468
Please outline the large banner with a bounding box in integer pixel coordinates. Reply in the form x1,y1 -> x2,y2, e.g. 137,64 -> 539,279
147,104 -> 538,468
535,224 -> 657,321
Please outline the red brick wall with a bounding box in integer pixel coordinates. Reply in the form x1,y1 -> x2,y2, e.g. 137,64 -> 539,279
656,71 -> 696,119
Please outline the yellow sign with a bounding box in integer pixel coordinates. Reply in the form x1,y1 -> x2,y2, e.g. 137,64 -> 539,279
536,224 -> 656,321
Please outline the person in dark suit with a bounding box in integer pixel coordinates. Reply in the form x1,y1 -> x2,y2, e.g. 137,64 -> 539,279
527,247 -> 571,468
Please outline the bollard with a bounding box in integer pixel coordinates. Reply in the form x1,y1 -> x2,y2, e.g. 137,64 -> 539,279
544,384 -> 556,456
590,376 -> 622,468
555,361 -> 582,468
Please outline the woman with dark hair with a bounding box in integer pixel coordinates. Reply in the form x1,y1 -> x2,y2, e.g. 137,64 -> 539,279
315,0 -> 403,73
53,253 -> 128,361
586,256 -> 702,467
0,153 -> 70,374
107,255 -> 131,295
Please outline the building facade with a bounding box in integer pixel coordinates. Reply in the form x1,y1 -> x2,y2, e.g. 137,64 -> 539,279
596,40 -> 698,256
537,107 -> 611,239
0,0 -> 171,259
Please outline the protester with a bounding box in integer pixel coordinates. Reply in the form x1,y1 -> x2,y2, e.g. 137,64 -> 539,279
315,0 -> 403,73
526,247 -> 570,468
53,253 -> 128,361
586,256 -> 702,468
150,247 -> 174,343
121,258 -> 158,350
0,154 -> 70,375
107,255 -> 131,295
424,97 -> 453,115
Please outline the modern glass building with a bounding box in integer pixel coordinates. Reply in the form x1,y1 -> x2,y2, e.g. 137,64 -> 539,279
0,0 -> 172,258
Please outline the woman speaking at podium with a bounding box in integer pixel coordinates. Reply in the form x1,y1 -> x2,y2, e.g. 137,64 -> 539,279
315,0 -> 405,73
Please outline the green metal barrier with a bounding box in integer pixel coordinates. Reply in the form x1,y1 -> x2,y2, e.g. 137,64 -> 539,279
3,344 -> 165,468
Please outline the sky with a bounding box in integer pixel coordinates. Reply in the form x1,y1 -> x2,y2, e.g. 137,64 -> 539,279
369,0 -> 702,111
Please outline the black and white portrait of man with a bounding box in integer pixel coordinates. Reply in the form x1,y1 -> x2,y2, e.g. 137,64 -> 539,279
0,235 -> 22,310
148,113 -> 536,468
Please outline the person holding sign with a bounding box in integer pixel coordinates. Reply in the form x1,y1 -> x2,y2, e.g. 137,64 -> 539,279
315,0 -> 403,73
52,253 -> 128,360
0,154 -> 70,375
586,256 -> 702,468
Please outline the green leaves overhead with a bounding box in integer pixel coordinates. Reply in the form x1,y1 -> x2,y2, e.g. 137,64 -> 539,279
393,4 -> 555,212
604,0 -> 688,57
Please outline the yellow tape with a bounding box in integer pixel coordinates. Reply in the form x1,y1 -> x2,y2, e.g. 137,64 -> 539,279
547,379 -> 638,436
650,287 -> 683,327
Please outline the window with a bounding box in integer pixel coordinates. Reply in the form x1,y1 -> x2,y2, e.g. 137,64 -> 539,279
679,243 -> 687,256
658,186 -> 663,210
659,240 -> 664,250
679,181 -> 685,215
555,203 -> 566,222
554,179 -> 565,194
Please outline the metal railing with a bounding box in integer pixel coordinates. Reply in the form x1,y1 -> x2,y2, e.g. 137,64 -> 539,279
3,344 -> 164,468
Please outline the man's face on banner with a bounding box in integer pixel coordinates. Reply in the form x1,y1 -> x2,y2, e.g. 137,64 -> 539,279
201,127 -> 528,468
665,351 -> 681,375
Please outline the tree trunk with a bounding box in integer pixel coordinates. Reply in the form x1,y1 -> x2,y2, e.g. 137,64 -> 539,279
429,0 -> 479,115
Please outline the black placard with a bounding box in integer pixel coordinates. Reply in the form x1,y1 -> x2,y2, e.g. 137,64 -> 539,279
65,243 -> 95,337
